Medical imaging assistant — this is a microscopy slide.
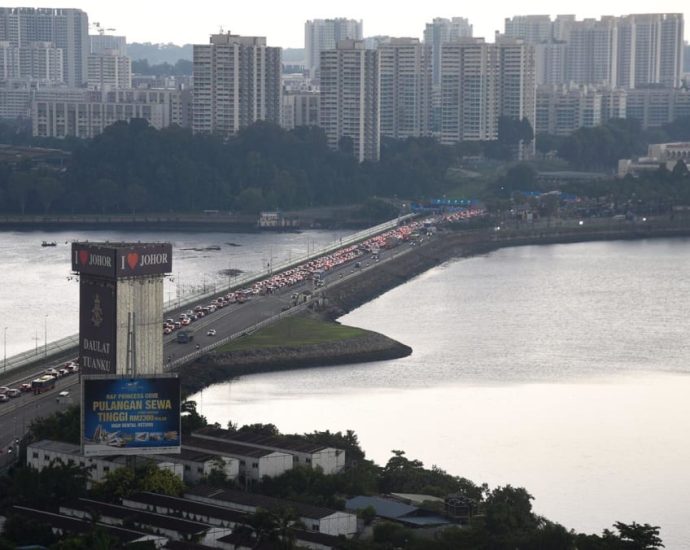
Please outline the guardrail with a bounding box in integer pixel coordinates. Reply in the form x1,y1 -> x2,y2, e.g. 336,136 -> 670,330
161,213 -> 416,312
1,214 -> 416,376
166,301 -> 312,371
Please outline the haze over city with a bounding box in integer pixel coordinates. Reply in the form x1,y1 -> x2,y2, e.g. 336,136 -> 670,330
18,0 -> 690,46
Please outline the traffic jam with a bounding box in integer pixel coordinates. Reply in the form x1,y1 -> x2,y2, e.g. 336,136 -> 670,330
162,208 -> 485,339
0,359 -> 78,407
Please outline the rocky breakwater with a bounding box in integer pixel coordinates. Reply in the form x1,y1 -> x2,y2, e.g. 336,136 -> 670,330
180,326 -> 411,396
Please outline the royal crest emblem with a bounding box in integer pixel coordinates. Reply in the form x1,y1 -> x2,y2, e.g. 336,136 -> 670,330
91,293 -> 104,328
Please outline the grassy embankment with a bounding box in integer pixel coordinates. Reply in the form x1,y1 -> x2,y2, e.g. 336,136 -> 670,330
216,315 -> 368,352
179,315 -> 409,396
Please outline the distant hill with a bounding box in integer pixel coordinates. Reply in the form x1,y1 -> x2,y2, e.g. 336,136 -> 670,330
283,48 -> 305,66
128,42 -> 193,64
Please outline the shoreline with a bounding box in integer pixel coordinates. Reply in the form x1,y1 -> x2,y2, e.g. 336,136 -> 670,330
180,327 -> 412,396
181,219 -> 690,395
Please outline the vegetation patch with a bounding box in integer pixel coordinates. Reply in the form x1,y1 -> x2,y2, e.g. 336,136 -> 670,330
217,315 -> 368,352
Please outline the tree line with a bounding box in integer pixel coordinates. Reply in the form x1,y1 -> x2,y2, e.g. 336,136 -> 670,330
0,406 -> 664,549
539,116 -> 690,171
0,120 -> 458,216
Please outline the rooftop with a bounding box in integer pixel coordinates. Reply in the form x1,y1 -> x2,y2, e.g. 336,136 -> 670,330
62,498 -> 209,535
346,496 -> 451,527
182,435 -> 285,459
194,426 -> 339,454
11,506 -> 160,544
186,486 -> 343,520
125,492 -> 248,524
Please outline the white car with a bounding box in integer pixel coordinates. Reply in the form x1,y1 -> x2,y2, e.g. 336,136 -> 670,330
58,390 -> 70,397
207,329 -> 217,336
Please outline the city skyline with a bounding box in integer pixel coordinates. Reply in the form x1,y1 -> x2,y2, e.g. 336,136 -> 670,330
13,0 -> 690,48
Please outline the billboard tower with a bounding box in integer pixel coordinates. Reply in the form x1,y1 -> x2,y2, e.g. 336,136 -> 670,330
71,242 -> 173,376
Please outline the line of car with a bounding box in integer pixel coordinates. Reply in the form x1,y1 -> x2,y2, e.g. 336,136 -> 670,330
163,293 -> 250,336
0,360 -> 78,403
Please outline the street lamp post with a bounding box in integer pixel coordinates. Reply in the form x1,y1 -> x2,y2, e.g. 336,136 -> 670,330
43,315 -> 47,358
3,327 -> 7,373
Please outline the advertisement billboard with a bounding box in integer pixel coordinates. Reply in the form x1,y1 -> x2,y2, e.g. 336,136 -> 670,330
72,243 -> 173,279
79,278 -> 117,375
82,376 -> 181,457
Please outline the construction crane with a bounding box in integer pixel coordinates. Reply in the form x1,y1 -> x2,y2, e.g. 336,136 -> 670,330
91,22 -> 116,36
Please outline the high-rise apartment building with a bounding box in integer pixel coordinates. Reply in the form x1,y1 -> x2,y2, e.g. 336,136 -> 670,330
440,37 -> 536,157
616,14 -> 685,88
378,38 -> 432,139
566,17 -> 618,87
440,38 -> 498,143
0,40 -> 63,81
281,90 -> 319,130
534,41 -> 567,85
88,51 -> 131,90
504,15 -> 552,43
192,32 -> 281,136
90,34 -> 127,56
305,18 -> 363,80
423,17 -> 473,86
0,7 -> 89,86
319,40 -> 379,162
506,13 -> 684,89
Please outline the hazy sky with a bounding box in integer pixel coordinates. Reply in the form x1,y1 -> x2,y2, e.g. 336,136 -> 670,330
25,1 -> 690,48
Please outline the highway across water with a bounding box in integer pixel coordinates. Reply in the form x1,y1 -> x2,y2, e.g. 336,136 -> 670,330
0,212 -> 472,464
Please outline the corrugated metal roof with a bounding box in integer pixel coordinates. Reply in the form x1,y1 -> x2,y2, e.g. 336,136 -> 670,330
186,486 -> 344,520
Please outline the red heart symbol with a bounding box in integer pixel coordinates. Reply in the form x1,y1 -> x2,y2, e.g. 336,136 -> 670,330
79,250 -> 89,265
126,252 -> 139,270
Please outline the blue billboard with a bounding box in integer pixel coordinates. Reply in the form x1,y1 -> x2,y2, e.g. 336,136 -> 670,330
82,376 -> 181,457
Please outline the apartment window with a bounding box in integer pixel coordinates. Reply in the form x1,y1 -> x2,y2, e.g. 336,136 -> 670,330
32,452 -> 39,459
312,524 -> 320,531
306,458 -> 312,464
103,466 -> 110,473
197,467 -> 203,474
240,460 -> 245,466
252,462 -> 259,469
184,465 -> 191,471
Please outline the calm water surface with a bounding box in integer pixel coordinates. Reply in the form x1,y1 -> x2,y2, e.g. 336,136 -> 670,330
193,239 -> 690,548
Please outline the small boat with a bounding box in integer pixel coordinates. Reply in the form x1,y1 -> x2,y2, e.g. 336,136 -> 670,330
41,241 -> 57,247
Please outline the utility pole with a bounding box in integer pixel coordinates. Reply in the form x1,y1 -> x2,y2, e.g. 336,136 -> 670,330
3,327 -> 7,373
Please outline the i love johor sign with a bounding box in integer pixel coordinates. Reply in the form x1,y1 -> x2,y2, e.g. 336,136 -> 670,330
71,242 -> 173,279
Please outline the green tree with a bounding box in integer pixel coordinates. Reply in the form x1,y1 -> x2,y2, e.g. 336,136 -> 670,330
181,400 -> 208,434
125,182 -> 148,214
483,485 -> 537,536
35,175 -> 64,213
614,521 -> 664,550
235,186 -> 265,214
93,178 -> 120,213
7,171 -> 33,214
91,461 -> 184,502
1,514 -> 56,547
28,405 -> 81,444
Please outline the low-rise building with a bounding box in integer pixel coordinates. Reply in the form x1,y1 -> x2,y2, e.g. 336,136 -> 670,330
618,142 -> 690,177
27,440 -> 184,485
346,495 -> 451,528
151,448 -> 239,484
60,498 -> 218,543
9,505 -> 167,547
182,435 -> 293,480
186,485 -> 357,536
193,426 -> 345,474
